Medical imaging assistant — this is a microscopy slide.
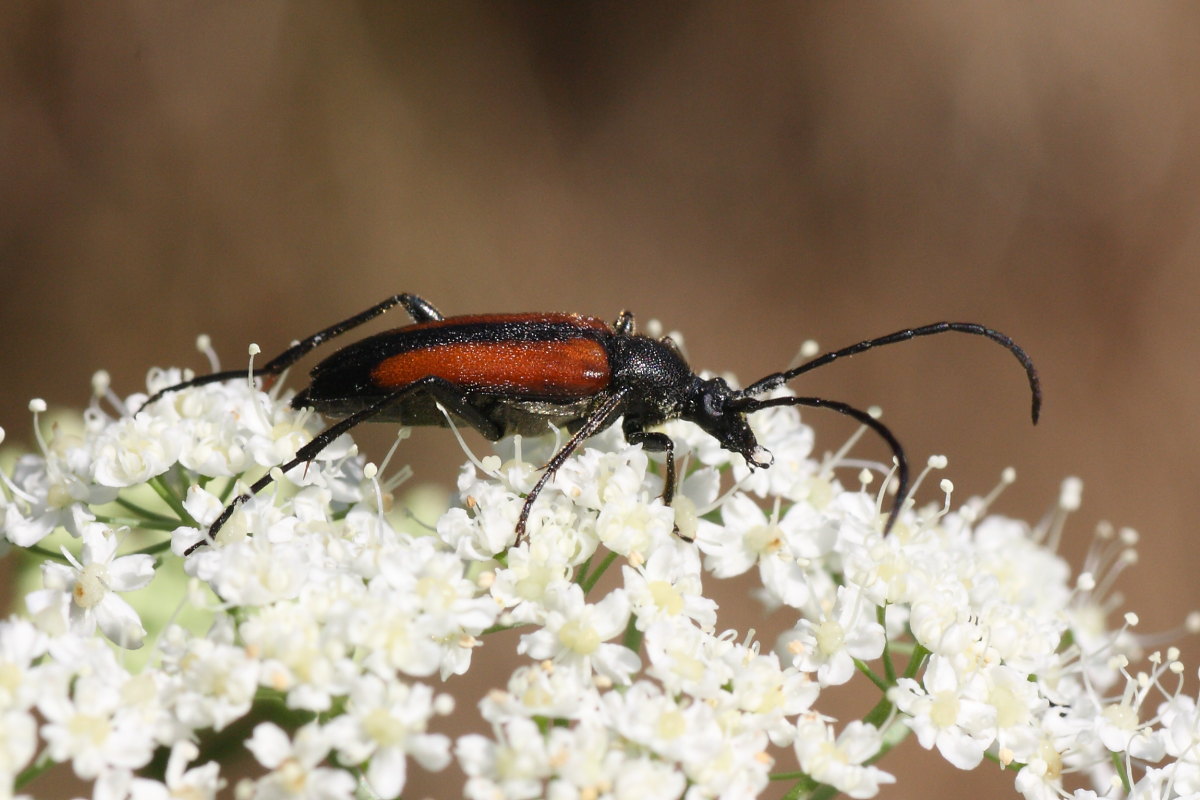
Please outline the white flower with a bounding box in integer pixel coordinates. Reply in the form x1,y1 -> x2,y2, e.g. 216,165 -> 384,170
39,671 -> 156,779
0,617 -> 48,711
457,716 -> 552,800
243,722 -> 355,800
488,538 -> 577,624
518,583 -> 639,685
159,625 -> 259,731
783,584 -> 885,687
697,491 -> 835,609
3,349 -> 1194,800
91,413 -> 184,487
325,675 -> 450,800
121,741 -> 224,800
610,756 -> 687,800
238,597 -> 357,711
890,654 -> 996,769
2,452 -> 110,546
603,681 -> 723,765
190,530 -> 314,606
0,708 -> 37,781
374,537 -> 499,678
793,717 -> 895,799
32,524 -> 153,648
484,662 -> 597,722
643,620 -> 735,700
723,647 -> 818,741
621,538 -> 717,632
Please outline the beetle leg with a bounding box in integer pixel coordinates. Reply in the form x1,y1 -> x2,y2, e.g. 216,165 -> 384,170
515,390 -> 628,546
141,294 -> 433,409
399,294 -> 444,322
622,422 -> 692,540
187,375 -> 501,555
613,310 -> 636,335
184,388 -> 406,555
403,376 -> 503,441
622,425 -> 676,505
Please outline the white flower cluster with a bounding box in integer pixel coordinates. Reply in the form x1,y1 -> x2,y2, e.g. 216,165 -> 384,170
0,363 -> 1194,799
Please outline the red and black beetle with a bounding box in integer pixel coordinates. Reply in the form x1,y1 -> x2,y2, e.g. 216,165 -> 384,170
143,294 -> 1041,555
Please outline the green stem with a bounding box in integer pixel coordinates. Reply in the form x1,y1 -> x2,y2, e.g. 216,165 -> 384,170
148,475 -> 198,527
14,752 -> 57,792
129,540 -> 174,557
114,495 -> 179,524
878,606 -> 896,684
902,643 -> 930,679
622,613 -> 643,653
574,553 -> 595,587
22,544 -> 68,562
777,773 -> 819,800
93,515 -> 180,532
1111,749 -> 1131,793
862,693 -> 896,731
579,551 -> 619,594
854,658 -> 889,692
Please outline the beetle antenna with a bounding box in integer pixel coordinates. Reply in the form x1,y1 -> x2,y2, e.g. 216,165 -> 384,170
733,395 -> 909,535
735,322 -> 1041,424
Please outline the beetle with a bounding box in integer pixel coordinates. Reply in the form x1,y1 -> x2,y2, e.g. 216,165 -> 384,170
142,294 -> 1041,555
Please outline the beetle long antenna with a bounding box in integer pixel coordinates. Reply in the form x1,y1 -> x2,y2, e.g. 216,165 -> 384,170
734,395 -> 909,535
735,322 -> 1041,424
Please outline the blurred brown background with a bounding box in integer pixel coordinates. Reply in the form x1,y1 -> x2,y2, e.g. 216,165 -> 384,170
3,3 -> 1199,798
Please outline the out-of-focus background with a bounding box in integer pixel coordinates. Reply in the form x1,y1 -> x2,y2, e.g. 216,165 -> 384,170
3,4 -> 1199,798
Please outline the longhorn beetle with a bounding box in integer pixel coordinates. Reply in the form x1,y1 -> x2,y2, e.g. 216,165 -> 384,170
142,294 -> 1041,555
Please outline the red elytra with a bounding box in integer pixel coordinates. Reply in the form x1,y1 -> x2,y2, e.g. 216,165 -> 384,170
370,337 -> 610,399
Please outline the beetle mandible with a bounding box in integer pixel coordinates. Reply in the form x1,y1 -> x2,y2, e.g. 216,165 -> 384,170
141,294 -> 1041,555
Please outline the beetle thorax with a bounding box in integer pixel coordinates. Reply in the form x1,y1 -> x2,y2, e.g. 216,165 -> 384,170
609,335 -> 695,421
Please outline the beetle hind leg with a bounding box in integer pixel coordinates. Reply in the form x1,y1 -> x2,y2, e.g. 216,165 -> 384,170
187,375 -> 502,555
141,294 -> 437,410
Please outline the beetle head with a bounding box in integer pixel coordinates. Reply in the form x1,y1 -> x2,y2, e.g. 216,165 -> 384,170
686,377 -> 773,469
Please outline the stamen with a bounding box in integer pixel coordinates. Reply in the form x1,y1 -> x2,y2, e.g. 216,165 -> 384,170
196,333 -> 220,372
907,454 -> 948,498
435,402 -> 500,478
28,399 -> 50,459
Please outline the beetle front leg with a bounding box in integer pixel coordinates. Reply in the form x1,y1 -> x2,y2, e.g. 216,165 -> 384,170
622,423 -> 676,505
623,420 -> 698,541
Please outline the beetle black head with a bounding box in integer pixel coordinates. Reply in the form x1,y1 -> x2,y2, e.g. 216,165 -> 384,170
686,377 -> 774,469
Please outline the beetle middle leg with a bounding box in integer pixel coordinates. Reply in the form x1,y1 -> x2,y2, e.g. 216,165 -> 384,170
515,390 -> 628,545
